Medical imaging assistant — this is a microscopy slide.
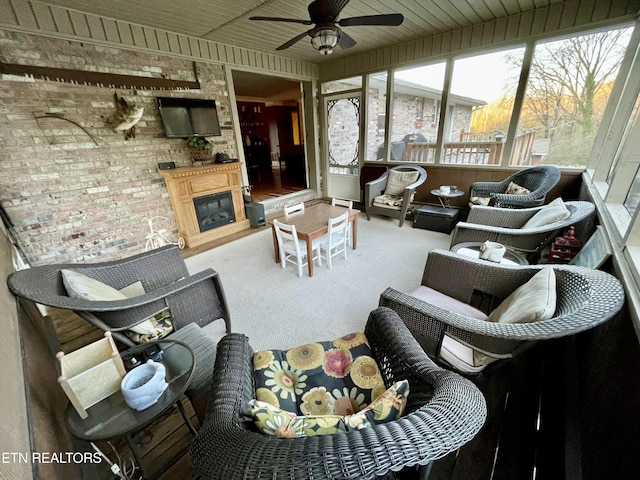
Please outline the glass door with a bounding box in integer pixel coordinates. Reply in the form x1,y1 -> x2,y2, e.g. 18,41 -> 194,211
323,92 -> 361,201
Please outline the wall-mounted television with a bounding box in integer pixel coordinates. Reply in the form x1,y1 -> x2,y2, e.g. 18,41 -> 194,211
157,97 -> 221,138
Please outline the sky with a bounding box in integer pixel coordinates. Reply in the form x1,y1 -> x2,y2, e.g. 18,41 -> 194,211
394,26 -> 633,104
394,47 -> 525,103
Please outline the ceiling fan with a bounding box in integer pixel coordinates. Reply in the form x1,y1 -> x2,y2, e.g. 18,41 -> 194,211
250,0 -> 404,55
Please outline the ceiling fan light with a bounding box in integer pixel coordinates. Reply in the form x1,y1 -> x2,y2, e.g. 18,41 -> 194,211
311,28 -> 338,55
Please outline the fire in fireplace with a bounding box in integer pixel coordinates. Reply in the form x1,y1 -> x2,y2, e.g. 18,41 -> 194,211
193,191 -> 236,233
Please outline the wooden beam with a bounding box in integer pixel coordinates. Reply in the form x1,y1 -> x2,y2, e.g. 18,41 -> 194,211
0,62 -> 200,90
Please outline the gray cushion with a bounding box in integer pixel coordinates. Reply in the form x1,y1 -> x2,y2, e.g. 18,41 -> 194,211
411,286 -> 487,320
170,323 -> 218,399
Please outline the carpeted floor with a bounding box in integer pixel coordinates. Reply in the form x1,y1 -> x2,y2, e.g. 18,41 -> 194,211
184,213 -> 451,351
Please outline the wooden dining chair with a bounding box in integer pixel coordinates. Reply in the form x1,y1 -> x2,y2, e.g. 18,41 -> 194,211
319,212 -> 349,268
284,202 -> 305,217
273,219 -> 321,277
331,198 -> 353,246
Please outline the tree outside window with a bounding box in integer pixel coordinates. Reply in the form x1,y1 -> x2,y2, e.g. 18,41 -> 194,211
514,28 -> 632,167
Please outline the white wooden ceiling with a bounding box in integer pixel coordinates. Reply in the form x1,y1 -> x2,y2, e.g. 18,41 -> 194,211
38,0 -> 566,64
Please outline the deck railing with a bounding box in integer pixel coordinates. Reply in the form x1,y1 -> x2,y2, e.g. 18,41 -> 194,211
508,130 -> 536,166
405,130 -> 535,165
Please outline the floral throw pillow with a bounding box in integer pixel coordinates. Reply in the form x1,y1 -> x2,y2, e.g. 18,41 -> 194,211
124,308 -> 174,344
247,380 -> 410,438
252,332 -> 386,416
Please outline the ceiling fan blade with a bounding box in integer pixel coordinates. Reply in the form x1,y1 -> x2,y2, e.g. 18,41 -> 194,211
308,0 -> 350,23
339,13 -> 404,27
276,30 -> 312,50
337,30 -> 357,49
249,16 -> 313,25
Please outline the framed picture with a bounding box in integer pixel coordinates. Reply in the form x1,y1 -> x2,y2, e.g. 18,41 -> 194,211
569,226 -> 612,269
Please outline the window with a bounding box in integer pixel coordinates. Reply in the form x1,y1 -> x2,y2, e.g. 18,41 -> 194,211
607,92 -> 640,183
365,72 -> 388,161
391,62 -> 446,163
326,95 -> 360,174
624,166 -> 640,216
516,28 -> 632,167
582,20 -> 640,291
447,48 -> 525,165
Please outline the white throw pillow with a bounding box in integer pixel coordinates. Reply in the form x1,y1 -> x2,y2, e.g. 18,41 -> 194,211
119,280 -> 145,297
488,268 -> 556,324
522,198 -> 570,229
61,269 -> 127,301
118,281 -> 157,335
61,270 -> 156,335
385,170 -> 420,196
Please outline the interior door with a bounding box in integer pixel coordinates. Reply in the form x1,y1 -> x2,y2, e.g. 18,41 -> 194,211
324,92 -> 361,201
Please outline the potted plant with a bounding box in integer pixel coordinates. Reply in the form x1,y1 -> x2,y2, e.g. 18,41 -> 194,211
186,135 -> 213,163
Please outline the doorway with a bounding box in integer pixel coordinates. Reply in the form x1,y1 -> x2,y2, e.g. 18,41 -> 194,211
231,71 -> 308,202
323,91 -> 361,201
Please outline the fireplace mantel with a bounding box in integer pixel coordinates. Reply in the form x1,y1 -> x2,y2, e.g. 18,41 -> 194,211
159,163 -> 250,248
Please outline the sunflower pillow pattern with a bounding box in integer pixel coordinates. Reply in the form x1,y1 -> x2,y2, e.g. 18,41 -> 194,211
249,332 -> 410,437
252,332 -> 388,420
247,379 -> 409,438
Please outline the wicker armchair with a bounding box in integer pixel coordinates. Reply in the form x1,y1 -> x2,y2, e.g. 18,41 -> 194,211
7,245 -> 231,400
379,249 -> 625,373
469,165 -> 561,208
450,201 -> 595,260
365,165 -> 427,227
190,307 -> 487,480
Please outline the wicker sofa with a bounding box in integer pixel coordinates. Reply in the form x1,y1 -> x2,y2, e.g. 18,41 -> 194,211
190,307 -> 487,480
379,249 -> 625,373
7,245 -> 231,400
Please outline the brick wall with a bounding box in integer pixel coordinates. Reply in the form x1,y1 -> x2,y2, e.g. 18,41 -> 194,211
0,30 -> 237,265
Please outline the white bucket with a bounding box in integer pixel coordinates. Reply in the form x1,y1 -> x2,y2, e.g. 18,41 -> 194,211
121,360 -> 168,411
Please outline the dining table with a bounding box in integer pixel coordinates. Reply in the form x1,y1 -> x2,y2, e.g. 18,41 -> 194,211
269,203 -> 360,277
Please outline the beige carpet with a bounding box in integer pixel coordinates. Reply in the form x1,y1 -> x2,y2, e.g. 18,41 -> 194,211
185,213 -> 451,351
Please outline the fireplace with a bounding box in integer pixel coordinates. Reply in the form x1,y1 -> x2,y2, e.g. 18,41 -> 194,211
193,191 -> 235,232
159,163 -> 250,248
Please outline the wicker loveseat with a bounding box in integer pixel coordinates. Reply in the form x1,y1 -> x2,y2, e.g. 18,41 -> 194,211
7,245 -> 231,401
379,249 -> 625,374
190,307 -> 487,479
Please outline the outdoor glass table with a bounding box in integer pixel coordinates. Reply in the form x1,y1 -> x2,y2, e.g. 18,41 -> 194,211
431,188 -> 465,208
65,340 -> 195,479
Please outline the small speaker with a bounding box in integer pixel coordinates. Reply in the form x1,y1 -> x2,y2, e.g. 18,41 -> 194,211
245,202 -> 265,228
157,161 -> 176,170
